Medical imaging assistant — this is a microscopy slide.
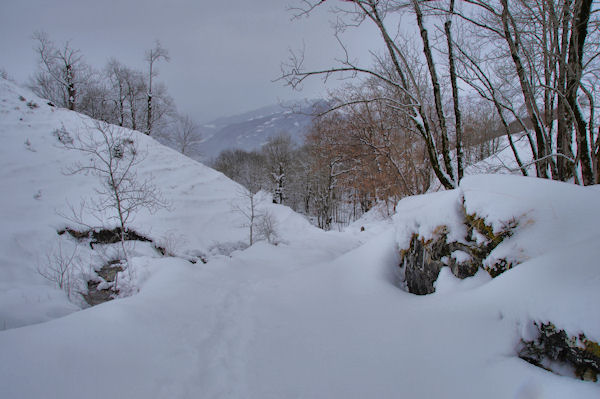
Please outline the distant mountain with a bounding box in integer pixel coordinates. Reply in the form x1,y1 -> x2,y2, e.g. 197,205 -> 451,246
195,100 -> 327,161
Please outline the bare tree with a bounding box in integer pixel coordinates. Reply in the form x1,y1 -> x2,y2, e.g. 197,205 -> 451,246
281,1 -> 461,189
284,0 -> 600,186
145,41 -> 170,136
105,59 -> 129,127
263,133 -> 295,204
213,149 -> 268,188
123,68 -> 146,131
172,114 -> 202,156
30,31 -> 91,111
566,0 -> 595,184
62,121 -> 168,269
449,0 -> 599,183
231,153 -> 268,246
235,188 -> 259,246
37,238 -> 80,300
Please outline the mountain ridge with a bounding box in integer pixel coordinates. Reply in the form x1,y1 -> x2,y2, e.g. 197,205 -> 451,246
195,99 -> 327,161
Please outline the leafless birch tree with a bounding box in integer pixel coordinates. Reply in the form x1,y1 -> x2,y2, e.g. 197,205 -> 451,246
145,41 -> 170,136
63,121 -> 168,265
31,31 -> 92,111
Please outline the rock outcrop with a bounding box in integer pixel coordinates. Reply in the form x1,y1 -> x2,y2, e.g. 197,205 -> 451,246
399,207 -> 518,295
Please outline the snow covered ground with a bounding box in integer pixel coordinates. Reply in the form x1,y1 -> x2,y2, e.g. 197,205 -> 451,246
0,79 -> 599,398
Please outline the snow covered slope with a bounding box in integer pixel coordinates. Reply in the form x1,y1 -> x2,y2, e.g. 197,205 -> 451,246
466,133 -> 535,176
0,79 -> 318,329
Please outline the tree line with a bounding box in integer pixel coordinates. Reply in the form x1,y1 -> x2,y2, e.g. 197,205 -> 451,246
213,98 -> 500,230
217,0 -> 599,229
280,0 -> 600,188
28,31 -> 202,155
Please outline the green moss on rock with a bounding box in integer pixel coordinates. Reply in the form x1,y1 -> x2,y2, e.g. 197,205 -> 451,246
398,207 -> 520,294
520,322 -> 600,382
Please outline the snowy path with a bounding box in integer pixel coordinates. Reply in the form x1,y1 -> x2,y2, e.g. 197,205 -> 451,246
2,225 -> 599,399
0,228 -> 362,399
242,229 -> 600,399
2,225 -> 600,398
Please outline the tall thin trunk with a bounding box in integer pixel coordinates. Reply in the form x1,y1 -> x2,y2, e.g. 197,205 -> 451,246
146,54 -> 153,136
366,1 -> 454,189
444,0 -> 463,182
413,0 -> 455,183
596,126 -> 600,183
557,0 -> 574,180
566,0 -> 594,185
501,0 -> 549,178
66,64 -> 75,111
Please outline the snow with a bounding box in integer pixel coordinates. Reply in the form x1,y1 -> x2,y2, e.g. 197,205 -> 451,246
465,133 -> 535,176
394,172 -> 600,339
394,188 -> 467,248
0,78 -> 599,398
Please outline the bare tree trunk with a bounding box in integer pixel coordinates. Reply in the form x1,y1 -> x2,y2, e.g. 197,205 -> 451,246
566,0 -> 594,185
144,42 -> 169,137
501,0 -> 549,179
596,126 -> 600,183
557,0 -> 575,181
365,1 -> 455,189
444,0 -> 463,182
413,0 -> 454,182
146,62 -> 153,136
66,64 -> 76,111
249,194 -> 255,245
493,99 -> 529,176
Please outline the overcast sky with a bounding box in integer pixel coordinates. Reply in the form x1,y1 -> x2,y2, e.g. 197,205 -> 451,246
0,0 -> 381,123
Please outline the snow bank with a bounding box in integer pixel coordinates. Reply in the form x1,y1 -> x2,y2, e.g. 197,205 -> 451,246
394,172 -> 600,337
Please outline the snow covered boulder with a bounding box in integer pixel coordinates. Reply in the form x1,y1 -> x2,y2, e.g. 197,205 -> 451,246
394,174 -> 597,295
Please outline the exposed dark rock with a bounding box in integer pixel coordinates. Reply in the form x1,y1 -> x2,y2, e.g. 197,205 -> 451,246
81,260 -> 123,306
398,207 -> 519,295
82,280 -> 117,307
58,227 -> 152,248
401,229 -> 447,295
59,226 -> 208,267
57,227 -> 89,240
97,260 -> 124,282
519,322 -> 600,382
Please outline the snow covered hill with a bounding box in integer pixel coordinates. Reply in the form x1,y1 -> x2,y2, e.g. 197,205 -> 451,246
0,78 -> 599,398
0,79 -> 323,329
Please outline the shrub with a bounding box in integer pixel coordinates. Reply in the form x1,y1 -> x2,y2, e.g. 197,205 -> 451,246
37,238 -> 81,300
256,211 -> 279,245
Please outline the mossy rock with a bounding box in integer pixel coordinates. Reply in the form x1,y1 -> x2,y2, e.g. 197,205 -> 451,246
399,210 -> 520,294
520,322 -> 600,382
